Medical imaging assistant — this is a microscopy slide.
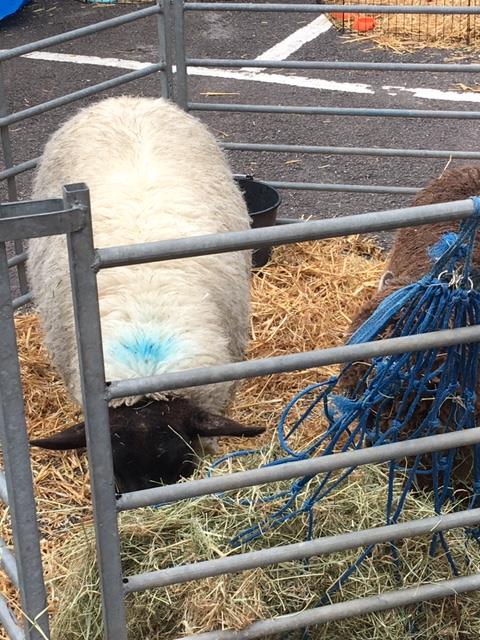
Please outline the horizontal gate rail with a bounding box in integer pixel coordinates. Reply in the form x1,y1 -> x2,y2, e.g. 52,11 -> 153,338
188,58 -> 480,73
12,293 -> 32,310
0,208 -> 86,242
116,426 -> 480,510
263,181 -> 417,194
185,3 -> 480,15
0,5 -> 161,63
224,143 -> 480,161
189,103 -> 480,120
0,64 -> 164,129
123,508 -> 480,593
7,252 -> 27,269
178,573 -> 480,640
96,198 -> 477,269
107,324 -> 480,401
0,159 -> 38,182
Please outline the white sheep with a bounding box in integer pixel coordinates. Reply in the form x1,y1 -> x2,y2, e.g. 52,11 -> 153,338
28,95 -> 263,492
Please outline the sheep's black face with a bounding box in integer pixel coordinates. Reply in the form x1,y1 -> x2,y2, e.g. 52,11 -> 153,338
108,399 -> 198,493
30,397 -> 265,493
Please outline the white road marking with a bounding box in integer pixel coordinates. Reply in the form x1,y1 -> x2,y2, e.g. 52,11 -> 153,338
21,50 -> 149,69
17,50 -> 480,104
384,84 -> 480,103
246,15 -> 332,73
192,66 -> 373,94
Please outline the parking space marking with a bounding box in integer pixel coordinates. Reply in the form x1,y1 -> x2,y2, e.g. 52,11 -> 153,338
21,50 -> 146,69
19,50 -> 372,93
16,50 -> 480,104
247,14 -> 332,73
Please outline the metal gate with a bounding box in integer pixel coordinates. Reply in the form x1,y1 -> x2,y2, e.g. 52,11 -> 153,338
2,2 -> 480,639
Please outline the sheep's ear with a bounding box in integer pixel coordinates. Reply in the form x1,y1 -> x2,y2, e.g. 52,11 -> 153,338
30,422 -> 87,450
193,411 -> 265,438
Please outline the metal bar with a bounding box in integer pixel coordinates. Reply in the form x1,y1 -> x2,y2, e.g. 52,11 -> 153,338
223,142 -> 480,161
189,102 -> 480,120
0,64 -> 164,129
116,426 -> 480,511
7,252 -> 27,269
63,184 -> 127,640
12,293 -> 32,311
96,198 -> 475,270
124,508 -> 480,593
0,5 -> 162,63
109,324 -> 480,401
173,0 -> 188,109
185,3 -> 480,14
188,58 -> 480,73
156,0 -> 174,99
0,470 -> 8,505
275,217 -> 299,224
0,198 -> 63,218
0,63 -> 17,202
179,573 -> 480,640
0,538 -> 19,588
0,63 -> 28,295
265,181 -> 418,194
0,595 -> 25,640
0,243 -> 49,639
0,158 -> 39,182
0,208 -> 86,242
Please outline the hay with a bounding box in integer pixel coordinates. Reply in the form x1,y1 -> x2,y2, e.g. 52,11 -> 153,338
51,463 -> 480,640
4,235 -> 479,639
330,0 -> 480,52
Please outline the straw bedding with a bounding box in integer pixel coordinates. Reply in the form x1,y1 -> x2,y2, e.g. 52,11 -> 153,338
2,236 -> 480,639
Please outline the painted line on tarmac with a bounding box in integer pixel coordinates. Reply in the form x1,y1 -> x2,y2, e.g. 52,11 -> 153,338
246,14 -> 332,73
17,50 -> 480,104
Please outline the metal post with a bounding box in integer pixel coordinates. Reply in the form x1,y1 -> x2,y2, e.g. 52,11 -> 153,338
63,184 -> 127,640
157,0 -> 175,99
0,244 -> 49,640
0,63 -> 28,295
173,0 -> 188,109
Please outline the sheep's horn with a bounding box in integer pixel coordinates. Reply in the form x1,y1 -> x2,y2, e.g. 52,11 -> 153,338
194,411 -> 265,438
30,422 -> 87,450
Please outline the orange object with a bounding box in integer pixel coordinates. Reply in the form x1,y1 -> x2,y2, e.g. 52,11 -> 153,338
330,12 -> 355,21
351,15 -> 376,32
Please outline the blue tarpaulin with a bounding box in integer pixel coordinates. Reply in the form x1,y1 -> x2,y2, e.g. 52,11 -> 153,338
0,0 -> 29,22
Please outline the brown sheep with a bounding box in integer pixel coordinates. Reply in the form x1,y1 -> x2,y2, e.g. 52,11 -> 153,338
340,165 -> 480,492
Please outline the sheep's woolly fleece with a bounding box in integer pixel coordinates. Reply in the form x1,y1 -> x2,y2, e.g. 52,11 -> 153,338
27,96 -> 251,415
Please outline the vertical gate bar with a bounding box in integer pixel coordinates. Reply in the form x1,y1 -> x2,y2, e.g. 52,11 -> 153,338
0,243 -> 49,640
156,0 -> 175,99
63,184 -> 127,640
0,63 -> 28,295
173,0 -> 188,109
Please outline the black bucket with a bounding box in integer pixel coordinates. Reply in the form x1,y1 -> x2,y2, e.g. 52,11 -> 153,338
235,175 -> 282,268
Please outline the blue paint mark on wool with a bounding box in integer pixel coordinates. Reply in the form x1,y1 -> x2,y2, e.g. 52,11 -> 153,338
110,330 -> 178,375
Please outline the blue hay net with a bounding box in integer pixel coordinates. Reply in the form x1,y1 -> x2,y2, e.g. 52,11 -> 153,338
211,196 -> 480,597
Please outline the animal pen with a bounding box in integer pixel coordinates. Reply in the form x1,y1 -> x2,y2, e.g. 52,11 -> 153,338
4,1 -> 480,639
